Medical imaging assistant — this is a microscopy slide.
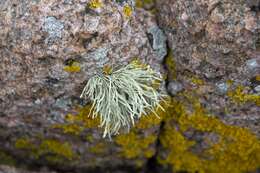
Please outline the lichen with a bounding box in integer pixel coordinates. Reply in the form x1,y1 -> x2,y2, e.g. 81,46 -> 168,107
158,95 -> 260,173
190,76 -> 204,86
88,142 -> 106,154
63,61 -> 81,73
165,49 -> 177,80
15,138 -> 76,162
228,85 -> 260,106
123,4 -> 133,18
136,0 -> 154,8
135,100 -> 169,129
256,75 -> 260,81
115,131 -> 157,159
52,105 -> 100,135
88,0 -> 102,9
80,60 -> 164,137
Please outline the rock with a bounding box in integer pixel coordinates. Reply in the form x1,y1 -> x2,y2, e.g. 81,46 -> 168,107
156,0 -> 260,136
0,0 -> 166,172
167,81 -> 183,96
0,165 -> 56,173
215,82 -> 229,94
156,0 -> 260,172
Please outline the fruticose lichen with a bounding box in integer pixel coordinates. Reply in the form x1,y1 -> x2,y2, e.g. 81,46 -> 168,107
80,60 -> 165,138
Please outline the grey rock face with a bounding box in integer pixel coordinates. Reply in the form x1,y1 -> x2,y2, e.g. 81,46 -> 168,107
147,26 -> 167,61
167,81 -> 183,96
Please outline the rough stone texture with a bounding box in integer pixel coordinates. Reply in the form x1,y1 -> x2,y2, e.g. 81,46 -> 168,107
156,0 -> 260,135
0,165 -> 56,173
0,0 -> 166,172
1,0 -> 260,173
155,0 -> 260,172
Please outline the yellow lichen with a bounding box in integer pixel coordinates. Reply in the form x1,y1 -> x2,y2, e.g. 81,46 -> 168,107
52,105 -> 100,135
158,95 -> 260,173
123,4 -> 133,18
228,85 -> 260,106
255,75 -> 260,81
15,138 -> 76,161
15,138 -> 32,149
88,0 -> 102,9
136,0 -> 154,8
89,142 -> 106,154
63,61 -> 81,73
135,0 -> 156,14
115,131 -> 157,159
190,76 -> 204,86
103,65 -> 113,75
165,50 -> 177,80
135,100 -> 169,129
39,140 -> 75,160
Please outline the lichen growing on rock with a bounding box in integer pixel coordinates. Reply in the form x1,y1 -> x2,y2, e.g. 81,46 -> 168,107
80,60 -> 165,138
158,95 -> 260,173
115,131 -> 157,159
228,85 -> 260,106
52,105 -> 100,135
15,138 -> 76,162
63,61 -> 81,73
88,0 -> 103,9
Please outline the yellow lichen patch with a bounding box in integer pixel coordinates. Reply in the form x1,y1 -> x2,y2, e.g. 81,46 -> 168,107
63,61 -> 81,73
103,65 -> 113,75
53,105 -> 100,136
115,131 -> 157,159
15,138 -> 76,161
165,50 -> 177,80
88,0 -> 102,9
130,58 -> 149,69
39,140 -> 75,160
190,76 -> 204,86
52,124 -> 84,135
135,100 -> 169,129
255,75 -> 260,81
228,86 -> 260,106
135,0 -> 154,8
159,96 -> 260,173
123,4 -> 133,18
88,142 -> 106,154
76,105 -> 100,128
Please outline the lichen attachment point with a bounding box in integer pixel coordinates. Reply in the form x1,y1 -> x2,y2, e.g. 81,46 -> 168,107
80,60 -> 165,138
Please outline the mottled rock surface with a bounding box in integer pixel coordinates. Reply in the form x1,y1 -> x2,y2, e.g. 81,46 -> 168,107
156,0 -> 260,135
0,0 -> 166,172
155,0 -> 260,172
0,0 -> 260,173
0,165 -> 56,173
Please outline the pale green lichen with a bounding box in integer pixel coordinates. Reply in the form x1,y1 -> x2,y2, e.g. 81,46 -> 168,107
80,60 -> 165,138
